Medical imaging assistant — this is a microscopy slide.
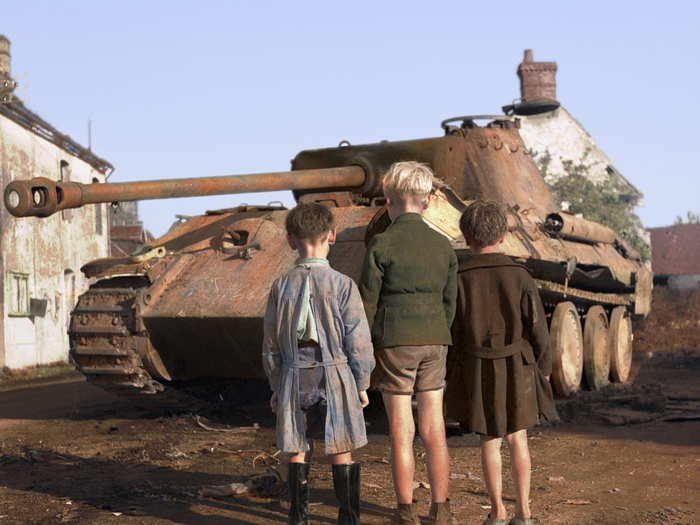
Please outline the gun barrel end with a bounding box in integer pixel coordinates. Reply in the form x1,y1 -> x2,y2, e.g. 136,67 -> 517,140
4,178 -> 60,217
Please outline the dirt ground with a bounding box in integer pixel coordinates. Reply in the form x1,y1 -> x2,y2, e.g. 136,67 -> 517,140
0,288 -> 698,525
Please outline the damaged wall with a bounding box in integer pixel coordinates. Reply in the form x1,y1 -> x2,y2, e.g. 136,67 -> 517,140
0,115 -> 110,368
517,106 -> 640,199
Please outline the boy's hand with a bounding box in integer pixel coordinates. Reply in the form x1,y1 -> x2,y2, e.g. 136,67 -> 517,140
359,390 -> 369,408
270,392 -> 278,412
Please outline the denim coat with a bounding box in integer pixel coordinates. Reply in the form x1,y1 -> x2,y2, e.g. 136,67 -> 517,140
263,260 -> 375,454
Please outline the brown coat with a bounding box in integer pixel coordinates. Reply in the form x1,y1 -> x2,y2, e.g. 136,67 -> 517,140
446,254 -> 558,437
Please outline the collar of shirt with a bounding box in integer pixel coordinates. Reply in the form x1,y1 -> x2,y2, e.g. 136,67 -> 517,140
295,258 -> 330,266
391,212 -> 424,224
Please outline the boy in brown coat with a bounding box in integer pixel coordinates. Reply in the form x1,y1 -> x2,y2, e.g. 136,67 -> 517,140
446,200 -> 557,525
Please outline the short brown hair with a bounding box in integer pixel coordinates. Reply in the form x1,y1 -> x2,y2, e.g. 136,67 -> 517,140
285,202 -> 335,240
459,200 -> 507,247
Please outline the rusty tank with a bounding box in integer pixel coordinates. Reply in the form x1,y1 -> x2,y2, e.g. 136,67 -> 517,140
4,115 -> 652,405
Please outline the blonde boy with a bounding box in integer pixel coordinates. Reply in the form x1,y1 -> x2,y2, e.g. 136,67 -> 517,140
360,162 -> 458,525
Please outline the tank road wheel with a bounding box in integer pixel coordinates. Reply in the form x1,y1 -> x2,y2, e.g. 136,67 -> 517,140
609,306 -> 633,383
582,305 -> 610,390
550,301 -> 584,397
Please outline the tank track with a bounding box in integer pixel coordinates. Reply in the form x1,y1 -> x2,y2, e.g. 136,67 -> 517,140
69,277 -> 203,412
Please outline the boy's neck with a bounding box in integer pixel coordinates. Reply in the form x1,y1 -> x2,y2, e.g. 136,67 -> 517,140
387,205 -> 425,222
288,229 -> 336,260
296,245 -> 328,260
470,244 -> 501,255
386,193 -> 429,222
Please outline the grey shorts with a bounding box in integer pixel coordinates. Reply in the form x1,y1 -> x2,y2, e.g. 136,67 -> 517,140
372,345 -> 448,395
300,400 -> 327,441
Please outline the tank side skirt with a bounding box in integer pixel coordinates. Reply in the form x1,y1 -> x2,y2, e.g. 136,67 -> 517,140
535,279 -> 632,308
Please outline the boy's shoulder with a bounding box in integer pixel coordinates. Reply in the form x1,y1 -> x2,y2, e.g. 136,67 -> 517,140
458,254 -> 530,278
372,215 -> 452,250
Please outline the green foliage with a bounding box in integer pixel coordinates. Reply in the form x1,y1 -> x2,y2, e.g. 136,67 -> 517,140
534,151 -> 650,261
674,211 -> 700,224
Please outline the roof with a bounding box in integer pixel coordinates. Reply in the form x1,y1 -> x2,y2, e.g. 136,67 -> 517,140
647,223 -> 700,276
0,97 -> 113,175
111,225 -> 147,241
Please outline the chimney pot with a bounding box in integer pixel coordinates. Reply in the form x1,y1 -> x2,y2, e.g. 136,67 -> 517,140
517,48 -> 558,103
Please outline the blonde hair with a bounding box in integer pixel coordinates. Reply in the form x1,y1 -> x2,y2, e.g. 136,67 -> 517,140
382,161 -> 434,198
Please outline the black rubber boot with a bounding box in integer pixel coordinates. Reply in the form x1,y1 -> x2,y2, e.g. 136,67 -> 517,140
332,462 -> 360,525
288,462 -> 310,525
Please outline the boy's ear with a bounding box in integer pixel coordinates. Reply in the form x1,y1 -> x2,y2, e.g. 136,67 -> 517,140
327,228 -> 337,245
286,233 -> 298,250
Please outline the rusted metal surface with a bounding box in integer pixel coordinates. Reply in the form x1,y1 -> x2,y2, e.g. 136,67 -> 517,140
648,223 -> 700,277
534,280 -> 631,307
544,212 -> 617,245
293,124 -> 555,219
4,166 -> 366,217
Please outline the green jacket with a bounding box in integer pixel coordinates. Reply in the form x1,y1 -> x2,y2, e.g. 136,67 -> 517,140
359,213 -> 458,348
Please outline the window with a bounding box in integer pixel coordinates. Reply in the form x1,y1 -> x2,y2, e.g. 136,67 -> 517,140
93,177 -> 103,235
7,271 -> 30,316
60,160 -> 71,221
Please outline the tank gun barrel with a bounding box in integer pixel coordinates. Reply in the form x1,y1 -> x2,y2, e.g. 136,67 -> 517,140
4,166 -> 366,218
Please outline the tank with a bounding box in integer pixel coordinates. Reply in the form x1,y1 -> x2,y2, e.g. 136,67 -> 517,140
4,115 -> 652,405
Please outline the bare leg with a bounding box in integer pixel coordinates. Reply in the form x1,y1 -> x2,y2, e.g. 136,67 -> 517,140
506,430 -> 532,519
416,389 -> 449,503
330,451 -> 353,465
480,435 -> 507,520
289,438 -> 316,464
382,393 -> 416,504
289,452 -> 305,463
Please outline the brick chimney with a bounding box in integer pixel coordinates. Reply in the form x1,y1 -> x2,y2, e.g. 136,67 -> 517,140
0,35 -> 10,79
517,49 -> 557,103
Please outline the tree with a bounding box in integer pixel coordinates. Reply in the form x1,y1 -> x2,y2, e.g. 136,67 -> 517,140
534,150 -> 650,260
674,211 -> 700,224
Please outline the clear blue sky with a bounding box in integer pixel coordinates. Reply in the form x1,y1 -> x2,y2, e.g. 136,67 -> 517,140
4,1 -> 699,237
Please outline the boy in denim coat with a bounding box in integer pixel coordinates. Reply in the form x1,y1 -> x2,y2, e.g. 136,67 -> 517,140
263,202 -> 375,525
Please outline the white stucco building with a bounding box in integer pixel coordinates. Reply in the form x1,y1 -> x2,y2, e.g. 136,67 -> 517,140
0,34 -> 113,369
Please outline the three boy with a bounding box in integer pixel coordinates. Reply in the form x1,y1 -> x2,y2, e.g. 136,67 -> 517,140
263,164 -> 554,525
